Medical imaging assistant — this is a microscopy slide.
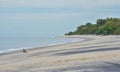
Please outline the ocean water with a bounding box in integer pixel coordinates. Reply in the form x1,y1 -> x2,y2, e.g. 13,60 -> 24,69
0,37 -> 84,53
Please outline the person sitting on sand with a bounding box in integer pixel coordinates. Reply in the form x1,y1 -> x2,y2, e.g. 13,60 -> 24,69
23,49 -> 27,53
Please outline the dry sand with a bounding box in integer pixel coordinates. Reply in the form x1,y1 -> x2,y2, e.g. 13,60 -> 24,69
0,35 -> 120,72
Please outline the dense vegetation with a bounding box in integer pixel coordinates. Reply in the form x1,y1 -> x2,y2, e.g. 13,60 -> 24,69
65,18 -> 120,35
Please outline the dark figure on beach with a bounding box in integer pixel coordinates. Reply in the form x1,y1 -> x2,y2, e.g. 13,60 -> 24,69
23,49 -> 27,53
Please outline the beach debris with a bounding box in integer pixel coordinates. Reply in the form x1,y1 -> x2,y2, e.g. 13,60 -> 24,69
23,49 -> 27,53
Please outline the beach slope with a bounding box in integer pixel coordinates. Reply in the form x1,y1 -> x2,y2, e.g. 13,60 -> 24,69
0,35 -> 120,72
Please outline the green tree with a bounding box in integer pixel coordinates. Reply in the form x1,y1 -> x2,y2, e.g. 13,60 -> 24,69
65,18 -> 120,35
97,19 -> 106,25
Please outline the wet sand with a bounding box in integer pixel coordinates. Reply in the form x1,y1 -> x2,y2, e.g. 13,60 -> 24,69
0,35 -> 120,72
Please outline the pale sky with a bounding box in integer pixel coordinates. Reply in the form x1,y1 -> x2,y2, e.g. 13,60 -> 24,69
0,0 -> 120,37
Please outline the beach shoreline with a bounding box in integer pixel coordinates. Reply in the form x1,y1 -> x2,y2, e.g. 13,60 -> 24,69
0,35 -> 120,72
0,35 -> 87,55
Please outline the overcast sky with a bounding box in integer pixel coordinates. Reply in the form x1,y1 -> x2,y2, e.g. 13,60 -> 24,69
0,0 -> 120,37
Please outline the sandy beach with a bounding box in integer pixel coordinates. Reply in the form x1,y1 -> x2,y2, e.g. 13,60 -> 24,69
0,35 -> 120,72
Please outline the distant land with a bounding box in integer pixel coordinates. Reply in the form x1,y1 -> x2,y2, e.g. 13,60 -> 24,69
65,18 -> 120,35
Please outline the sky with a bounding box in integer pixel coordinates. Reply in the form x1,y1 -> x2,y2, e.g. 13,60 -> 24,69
0,0 -> 120,37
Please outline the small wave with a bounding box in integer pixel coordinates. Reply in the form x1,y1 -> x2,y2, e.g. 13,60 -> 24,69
0,48 -> 20,54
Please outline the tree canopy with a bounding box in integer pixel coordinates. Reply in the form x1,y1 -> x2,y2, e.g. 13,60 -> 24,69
65,18 -> 120,35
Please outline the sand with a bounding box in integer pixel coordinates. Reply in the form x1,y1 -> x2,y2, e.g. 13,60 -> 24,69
0,35 -> 120,72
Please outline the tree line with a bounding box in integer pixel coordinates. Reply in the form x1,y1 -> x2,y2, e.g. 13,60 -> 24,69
65,18 -> 120,35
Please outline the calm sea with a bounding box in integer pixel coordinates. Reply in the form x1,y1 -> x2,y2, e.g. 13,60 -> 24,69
0,37 -> 84,53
